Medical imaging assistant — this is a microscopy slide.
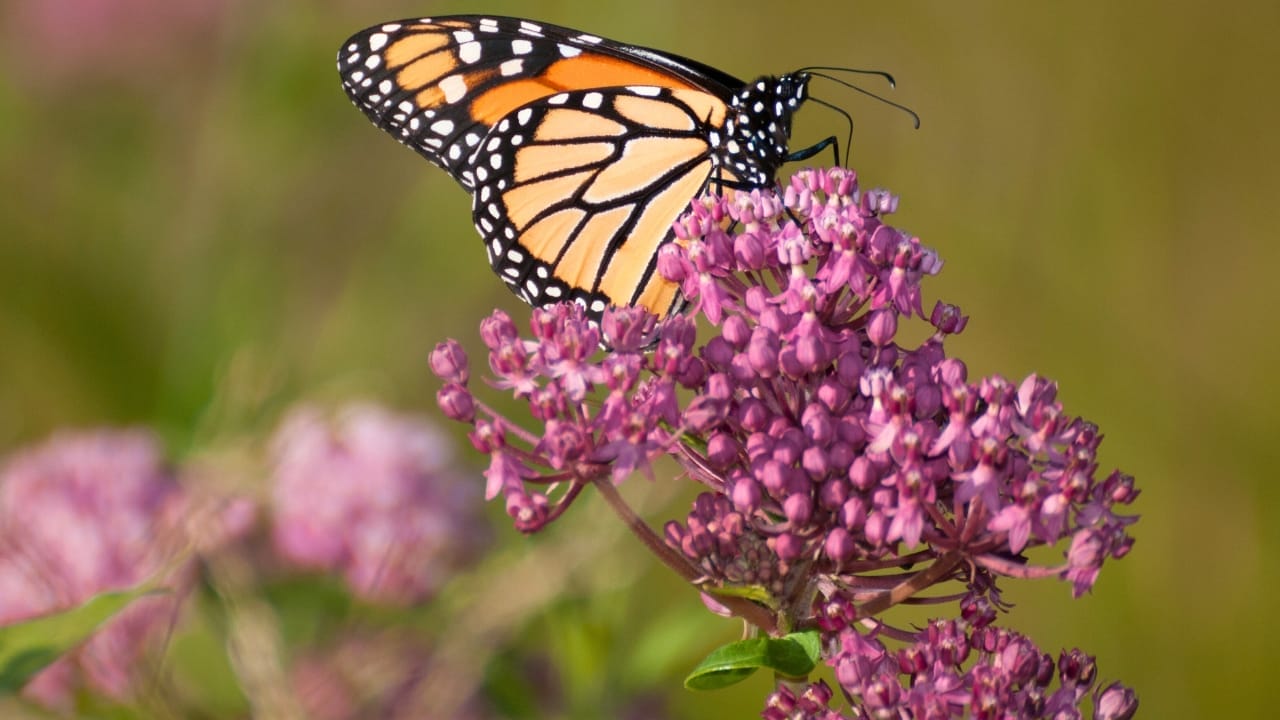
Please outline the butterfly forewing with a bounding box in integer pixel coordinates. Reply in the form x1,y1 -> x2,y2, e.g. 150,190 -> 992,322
338,16 -> 720,184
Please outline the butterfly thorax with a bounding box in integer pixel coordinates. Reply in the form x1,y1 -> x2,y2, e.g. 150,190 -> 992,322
712,74 -> 810,187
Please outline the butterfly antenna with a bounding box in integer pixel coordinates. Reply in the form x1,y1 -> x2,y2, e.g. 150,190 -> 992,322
808,96 -> 855,167
800,67 -> 921,129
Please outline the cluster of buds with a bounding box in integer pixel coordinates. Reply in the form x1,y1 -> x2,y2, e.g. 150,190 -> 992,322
433,168 -> 1139,717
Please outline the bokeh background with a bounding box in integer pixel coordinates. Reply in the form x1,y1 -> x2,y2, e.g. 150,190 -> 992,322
1,0 -> 1276,717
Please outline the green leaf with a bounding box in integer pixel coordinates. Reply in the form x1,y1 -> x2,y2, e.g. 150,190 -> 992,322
768,630 -> 822,678
683,630 -> 823,691
0,585 -> 166,694
684,637 -> 769,690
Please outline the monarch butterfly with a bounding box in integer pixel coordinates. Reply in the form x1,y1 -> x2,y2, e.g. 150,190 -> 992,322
338,16 -> 846,319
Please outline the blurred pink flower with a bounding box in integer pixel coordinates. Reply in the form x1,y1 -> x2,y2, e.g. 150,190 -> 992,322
2,0 -> 232,82
0,429 -> 188,709
270,404 -> 487,605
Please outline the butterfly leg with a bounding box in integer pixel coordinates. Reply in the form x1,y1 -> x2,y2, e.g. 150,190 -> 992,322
785,135 -> 839,167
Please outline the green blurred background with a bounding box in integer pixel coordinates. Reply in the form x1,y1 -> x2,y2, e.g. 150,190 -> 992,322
2,0 -> 1277,717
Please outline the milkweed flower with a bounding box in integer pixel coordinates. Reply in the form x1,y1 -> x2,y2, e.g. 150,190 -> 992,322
432,167 -> 1139,717
269,403 -> 488,605
0,429 -> 188,709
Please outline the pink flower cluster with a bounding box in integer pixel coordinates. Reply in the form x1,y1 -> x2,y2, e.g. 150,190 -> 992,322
0,430 -> 186,709
270,403 -> 488,605
432,167 -> 1140,718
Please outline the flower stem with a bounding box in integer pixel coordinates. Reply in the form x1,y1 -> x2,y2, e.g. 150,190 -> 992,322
591,476 -> 779,634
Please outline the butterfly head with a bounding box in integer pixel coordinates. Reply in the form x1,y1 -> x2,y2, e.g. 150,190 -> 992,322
720,74 -> 812,186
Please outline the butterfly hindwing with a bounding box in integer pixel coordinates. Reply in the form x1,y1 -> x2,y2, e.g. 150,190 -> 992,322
471,85 -> 737,316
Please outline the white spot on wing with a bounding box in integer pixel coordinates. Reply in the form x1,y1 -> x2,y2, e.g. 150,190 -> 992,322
363,55 -> 381,69
517,108 -> 533,125
559,44 -> 582,58
440,74 -> 467,103
369,33 -> 388,51
430,119 -> 455,135
627,86 -> 662,97
459,41 -> 482,63
512,39 -> 533,55
500,58 -> 524,76
582,92 -> 603,109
